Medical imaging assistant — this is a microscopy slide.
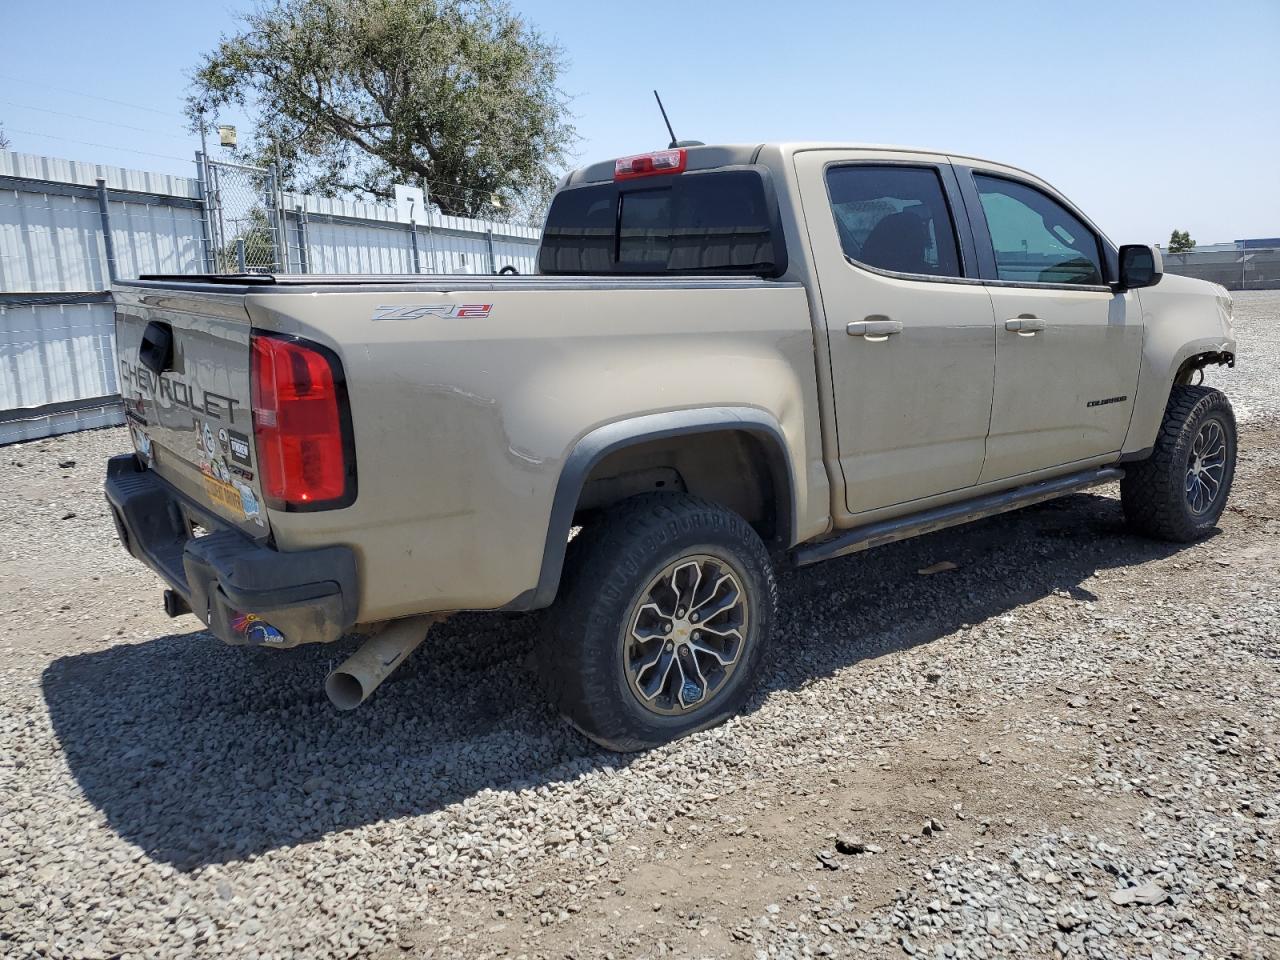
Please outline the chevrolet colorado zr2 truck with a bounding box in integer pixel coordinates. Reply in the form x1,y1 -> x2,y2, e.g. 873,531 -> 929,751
106,142 -> 1237,751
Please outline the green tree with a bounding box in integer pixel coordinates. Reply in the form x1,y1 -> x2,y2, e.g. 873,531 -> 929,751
186,0 -> 575,222
1168,229 -> 1196,254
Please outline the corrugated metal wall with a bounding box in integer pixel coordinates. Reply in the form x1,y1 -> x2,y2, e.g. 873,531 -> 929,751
298,218 -> 416,274
0,191 -> 204,292
0,301 -> 120,443
0,150 -> 544,445
0,151 -> 200,198
0,191 -> 107,292
281,193 -> 541,276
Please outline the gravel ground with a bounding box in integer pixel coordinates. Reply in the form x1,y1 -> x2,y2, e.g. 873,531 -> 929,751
0,292 -> 1276,960
1207,291 -> 1280,423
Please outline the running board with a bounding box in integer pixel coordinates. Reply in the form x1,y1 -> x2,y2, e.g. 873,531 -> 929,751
792,466 -> 1125,567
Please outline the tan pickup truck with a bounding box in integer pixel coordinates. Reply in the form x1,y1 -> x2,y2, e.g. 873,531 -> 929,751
106,142 -> 1237,750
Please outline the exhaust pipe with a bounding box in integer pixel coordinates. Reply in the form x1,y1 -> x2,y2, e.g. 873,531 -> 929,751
324,614 -> 444,710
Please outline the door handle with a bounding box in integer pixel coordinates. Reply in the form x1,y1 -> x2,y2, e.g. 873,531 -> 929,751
1005,317 -> 1046,335
847,318 -> 903,340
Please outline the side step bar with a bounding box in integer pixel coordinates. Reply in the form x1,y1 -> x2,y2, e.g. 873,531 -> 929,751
792,466 -> 1124,567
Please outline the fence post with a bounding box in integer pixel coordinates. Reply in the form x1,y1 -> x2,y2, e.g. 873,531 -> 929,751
408,219 -> 422,274
209,163 -> 227,272
295,203 -> 310,274
425,211 -> 439,274
95,177 -> 119,285
236,238 -> 247,273
266,164 -> 288,274
485,228 -> 497,275
193,151 -> 215,273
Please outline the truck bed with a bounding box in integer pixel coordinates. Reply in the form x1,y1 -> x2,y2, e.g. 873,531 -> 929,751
111,272 -> 825,624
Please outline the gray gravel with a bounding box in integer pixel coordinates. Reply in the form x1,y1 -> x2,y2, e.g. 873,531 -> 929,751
0,292 -> 1276,959
1207,290 -> 1280,423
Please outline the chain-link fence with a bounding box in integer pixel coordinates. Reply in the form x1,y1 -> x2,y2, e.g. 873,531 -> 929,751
202,159 -> 285,273
194,153 -> 541,277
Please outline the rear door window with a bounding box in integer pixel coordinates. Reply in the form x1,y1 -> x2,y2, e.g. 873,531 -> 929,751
825,165 -> 963,278
973,174 -> 1104,286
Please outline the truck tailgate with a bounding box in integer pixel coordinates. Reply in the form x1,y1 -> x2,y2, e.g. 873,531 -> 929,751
112,286 -> 268,538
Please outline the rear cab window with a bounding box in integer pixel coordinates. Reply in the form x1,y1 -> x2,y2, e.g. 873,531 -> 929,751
539,168 -> 784,276
825,165 -> 964,279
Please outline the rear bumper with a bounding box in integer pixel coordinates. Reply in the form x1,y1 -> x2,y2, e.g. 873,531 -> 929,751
104,454 -> 359,647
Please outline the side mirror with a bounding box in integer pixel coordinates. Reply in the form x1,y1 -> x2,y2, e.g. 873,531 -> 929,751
1117,243 -> 1163,290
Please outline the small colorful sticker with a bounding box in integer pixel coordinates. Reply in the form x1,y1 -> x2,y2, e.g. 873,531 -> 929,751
231,612 -> 285,645
201,474 -> 246,519
235,480 -> 261,521
202,423 -> 217,457
132,426 -> 154,464
228,429 -> 252,466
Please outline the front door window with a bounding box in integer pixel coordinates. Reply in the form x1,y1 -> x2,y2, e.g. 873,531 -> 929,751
974,174 -> 1104,286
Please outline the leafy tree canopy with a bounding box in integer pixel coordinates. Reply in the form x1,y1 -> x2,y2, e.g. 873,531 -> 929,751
1168,229 -> 1196,254
187,0 -> 575,221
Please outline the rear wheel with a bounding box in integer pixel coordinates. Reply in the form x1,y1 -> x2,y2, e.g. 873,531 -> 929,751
1121,385 -> 1236,542
542,493 -> 777,751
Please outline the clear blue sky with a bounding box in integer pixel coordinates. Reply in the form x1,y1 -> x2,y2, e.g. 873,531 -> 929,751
2,0 -> 1276,244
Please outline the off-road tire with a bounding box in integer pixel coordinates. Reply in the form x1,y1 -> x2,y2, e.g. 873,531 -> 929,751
1121,385 -> 1236,542
541,493 -> 777,752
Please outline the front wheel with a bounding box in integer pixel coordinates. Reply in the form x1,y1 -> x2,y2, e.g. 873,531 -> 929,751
541,493 -> 777,752
1121,385 -> 1237,542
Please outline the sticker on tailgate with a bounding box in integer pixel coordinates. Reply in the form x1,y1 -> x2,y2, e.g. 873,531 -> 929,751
130,425 -> 154,465
195,416 -> 264,526
202,474 -> 246,518
200,474 -> 263,526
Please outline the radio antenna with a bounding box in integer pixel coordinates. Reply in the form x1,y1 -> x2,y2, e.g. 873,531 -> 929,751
653,90 -> 678,149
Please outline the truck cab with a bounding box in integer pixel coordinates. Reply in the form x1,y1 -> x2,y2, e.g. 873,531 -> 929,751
543,143 -> 1233,525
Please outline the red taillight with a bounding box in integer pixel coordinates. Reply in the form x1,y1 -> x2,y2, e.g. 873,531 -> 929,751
250,334 -> 355,510
614,148 -> 687,181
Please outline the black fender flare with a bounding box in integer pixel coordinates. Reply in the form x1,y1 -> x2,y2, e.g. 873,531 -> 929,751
507,407 -> 798,611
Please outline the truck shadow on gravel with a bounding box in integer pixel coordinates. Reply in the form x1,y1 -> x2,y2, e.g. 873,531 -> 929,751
42,491 -> 1198,869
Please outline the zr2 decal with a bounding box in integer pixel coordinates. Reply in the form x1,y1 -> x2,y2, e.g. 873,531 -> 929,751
372,304 -> 493,321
